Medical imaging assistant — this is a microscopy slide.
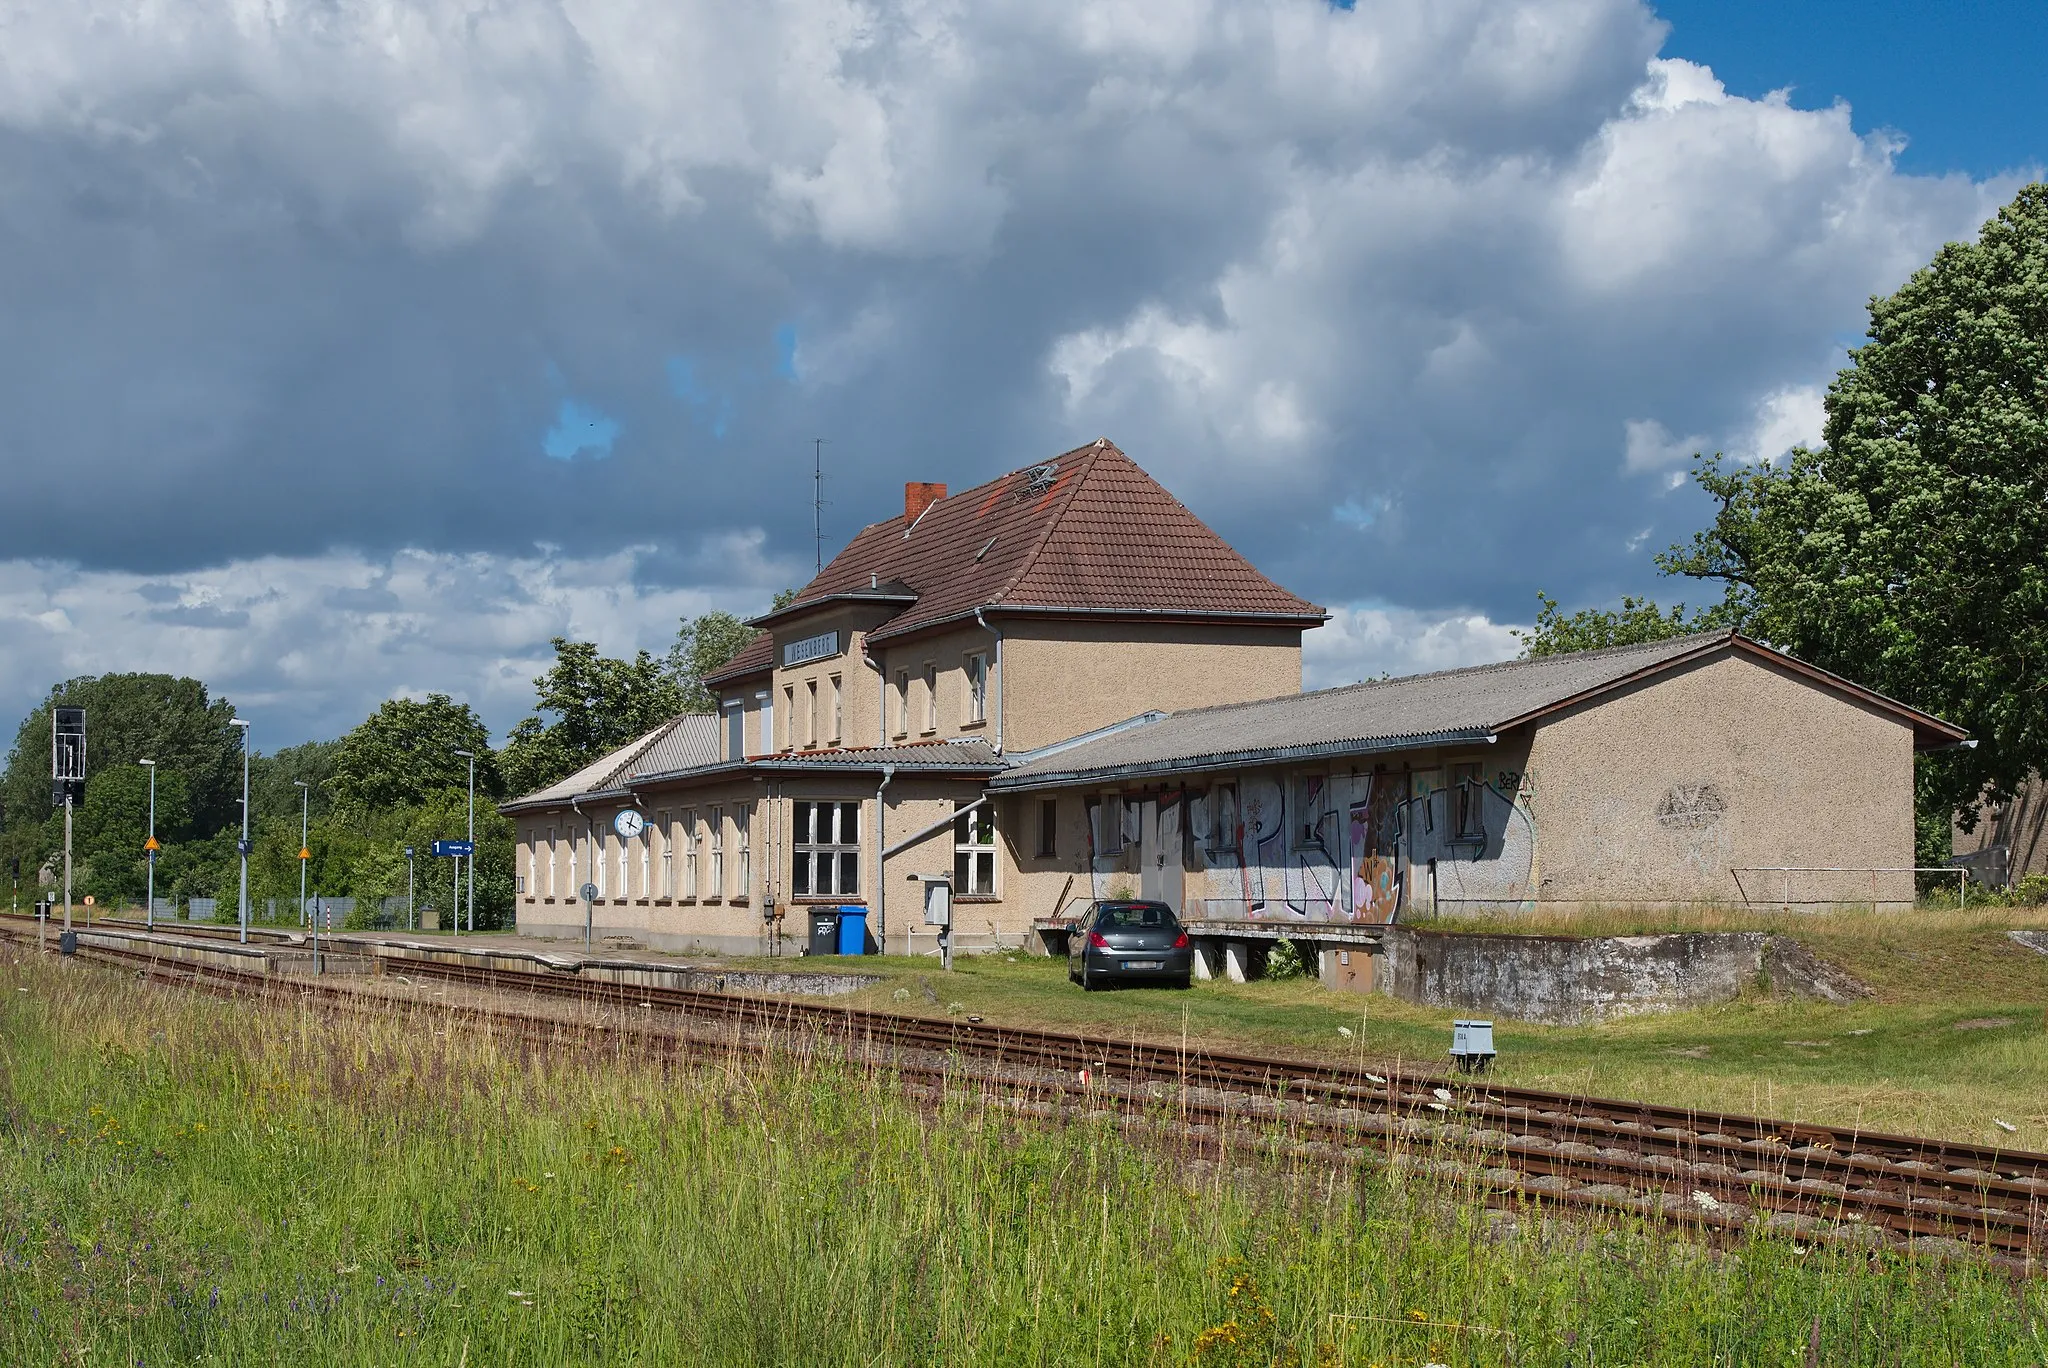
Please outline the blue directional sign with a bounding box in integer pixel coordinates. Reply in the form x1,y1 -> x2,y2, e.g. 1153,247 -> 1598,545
432,840 -> 475,858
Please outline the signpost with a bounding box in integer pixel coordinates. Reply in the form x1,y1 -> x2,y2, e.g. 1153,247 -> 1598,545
580,880 -> 598,948
404,846 -> 416,930
139,759 -> 157,930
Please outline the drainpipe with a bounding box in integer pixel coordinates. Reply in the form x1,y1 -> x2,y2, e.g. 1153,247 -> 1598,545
874,764 -> 896,951
974,607 -> 1004,754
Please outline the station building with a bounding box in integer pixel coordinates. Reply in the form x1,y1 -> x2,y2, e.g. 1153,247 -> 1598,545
501,439 -> 1965,964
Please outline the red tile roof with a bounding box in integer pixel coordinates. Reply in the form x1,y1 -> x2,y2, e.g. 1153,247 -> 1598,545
707,440 -> 1323,684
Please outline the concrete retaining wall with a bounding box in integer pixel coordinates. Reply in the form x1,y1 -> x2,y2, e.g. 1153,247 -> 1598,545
1377,926 -> 1868,1024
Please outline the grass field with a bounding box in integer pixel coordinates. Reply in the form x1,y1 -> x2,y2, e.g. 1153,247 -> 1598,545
774,906 -> 2048,1152
4,953 -> 2046,1366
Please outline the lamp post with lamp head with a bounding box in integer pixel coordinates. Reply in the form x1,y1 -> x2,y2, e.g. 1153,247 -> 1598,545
293,780 -> 311,928
229,717 -> 251,943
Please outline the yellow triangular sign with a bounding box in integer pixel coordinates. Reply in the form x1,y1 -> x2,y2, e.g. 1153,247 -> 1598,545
299,847 -> 312,861
143,836 -> 160,852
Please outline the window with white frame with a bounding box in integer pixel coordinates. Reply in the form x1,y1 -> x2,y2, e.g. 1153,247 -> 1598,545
782,686 -> 796,751
659,811 -> 673,896
524,833 -> 535,896
708,806 -> 725,896
595,830 -> 608,897
894,670 -> 910,738
791,800 -> 861,898
1291,776 -> 1326,849
735,807 -> 751,898
684,809 -> 699,899
965,652 -> 989,724
922,662 -> 938,733
757,691 -> 774,755
955,802 -> 997,895
1037,799 -> 1058,858
546,825 -> 557,896
828,675 -> 842,744
568,835 -> 579,895
805,680 -> 818,747
638,824 -> 650,897
616,825 -> 630,896
723,700 -> 744,760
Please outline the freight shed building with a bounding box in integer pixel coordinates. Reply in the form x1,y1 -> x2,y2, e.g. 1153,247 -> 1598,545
502,442 -> 1964,961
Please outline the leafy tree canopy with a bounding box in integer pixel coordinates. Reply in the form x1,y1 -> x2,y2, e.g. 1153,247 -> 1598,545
1531,182 -> 2048,833
669,612 -> 763,714
331,695 -> 500,818
250,739 -> 342,831
1516,592 -> 1737,658
0,673 -> 243,842
500,640 -> 688,798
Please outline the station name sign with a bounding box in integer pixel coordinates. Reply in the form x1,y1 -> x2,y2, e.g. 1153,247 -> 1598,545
781,630 -> 842,667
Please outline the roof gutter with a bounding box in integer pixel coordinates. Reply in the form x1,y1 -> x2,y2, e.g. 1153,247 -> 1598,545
989,728 -> 1498,793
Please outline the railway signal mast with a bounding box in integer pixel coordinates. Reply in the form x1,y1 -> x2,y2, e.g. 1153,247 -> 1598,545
51,707 -> 85,935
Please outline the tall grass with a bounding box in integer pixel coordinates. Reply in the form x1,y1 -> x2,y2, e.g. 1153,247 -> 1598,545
2,955 -> 2045,1365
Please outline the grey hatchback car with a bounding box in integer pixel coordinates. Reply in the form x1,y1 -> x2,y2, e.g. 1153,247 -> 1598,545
1067,899 -> 1193,990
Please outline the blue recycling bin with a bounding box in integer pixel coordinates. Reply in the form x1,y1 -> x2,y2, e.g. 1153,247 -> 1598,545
835,907 -> 869,956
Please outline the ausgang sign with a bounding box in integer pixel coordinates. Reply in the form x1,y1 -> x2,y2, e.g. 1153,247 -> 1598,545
782,630 -> 841,667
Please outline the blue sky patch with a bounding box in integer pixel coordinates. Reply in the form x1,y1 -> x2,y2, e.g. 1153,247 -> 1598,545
542,399 -> 620,461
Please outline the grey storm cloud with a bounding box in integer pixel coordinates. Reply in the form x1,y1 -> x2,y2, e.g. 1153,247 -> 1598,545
0,0 -> 2028,742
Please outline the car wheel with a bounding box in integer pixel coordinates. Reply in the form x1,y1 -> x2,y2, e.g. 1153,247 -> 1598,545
1081,966 -> 1099,992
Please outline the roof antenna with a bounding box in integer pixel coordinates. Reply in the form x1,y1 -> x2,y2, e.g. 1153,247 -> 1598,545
812,438 -> 828,574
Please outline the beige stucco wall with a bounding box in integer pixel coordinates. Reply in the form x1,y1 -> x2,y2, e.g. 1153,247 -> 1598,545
514,776 -> 774,953
871,624 -> 1002,748
999,620 -> 1303,752
1523,652 -> 1918,907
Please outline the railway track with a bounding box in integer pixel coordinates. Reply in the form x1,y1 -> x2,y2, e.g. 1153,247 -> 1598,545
5,917 -> 2043,1261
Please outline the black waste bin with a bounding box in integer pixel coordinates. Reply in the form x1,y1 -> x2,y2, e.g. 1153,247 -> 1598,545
808,909 -> 839,956
58,929 -> 78,956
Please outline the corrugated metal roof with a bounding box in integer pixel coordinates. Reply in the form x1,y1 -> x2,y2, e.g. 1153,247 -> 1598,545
503,714 -> 722,808
991,631 -> 1962,788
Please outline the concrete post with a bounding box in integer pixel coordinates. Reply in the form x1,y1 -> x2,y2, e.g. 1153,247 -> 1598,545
1223,941 -> 1250,983
1191,940 -> 1216,980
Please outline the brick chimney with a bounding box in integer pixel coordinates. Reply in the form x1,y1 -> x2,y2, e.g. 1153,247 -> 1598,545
904,482 -> 947,524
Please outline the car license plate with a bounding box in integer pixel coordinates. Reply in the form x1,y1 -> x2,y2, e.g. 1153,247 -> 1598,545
1122,960 -> 1161,970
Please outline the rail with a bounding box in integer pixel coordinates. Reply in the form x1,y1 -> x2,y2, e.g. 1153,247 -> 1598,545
2,912 -> 2041,1261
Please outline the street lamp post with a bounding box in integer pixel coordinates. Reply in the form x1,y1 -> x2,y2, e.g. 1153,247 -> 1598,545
139,760 -> 157,930
404,846 -> 416,930
230,718 -> 251,944
452,749 -> 476,933
293,780 -> 311,929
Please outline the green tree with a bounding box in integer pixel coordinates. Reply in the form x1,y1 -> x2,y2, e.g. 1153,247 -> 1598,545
250,739 -> 342,831
1515,591 -> 1737,658
669,612 -> 762,713
74,764 -> 193,906
1660,183 -> 2048,828
1,674 -> 242,839
331,695 -> 500,818
501,640 -> 687,797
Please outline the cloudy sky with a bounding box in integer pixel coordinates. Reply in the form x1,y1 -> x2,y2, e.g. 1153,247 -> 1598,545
0,0 -> 2039,749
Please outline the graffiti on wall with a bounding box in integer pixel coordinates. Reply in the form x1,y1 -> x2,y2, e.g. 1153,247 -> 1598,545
1175,765 -> 1540,922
